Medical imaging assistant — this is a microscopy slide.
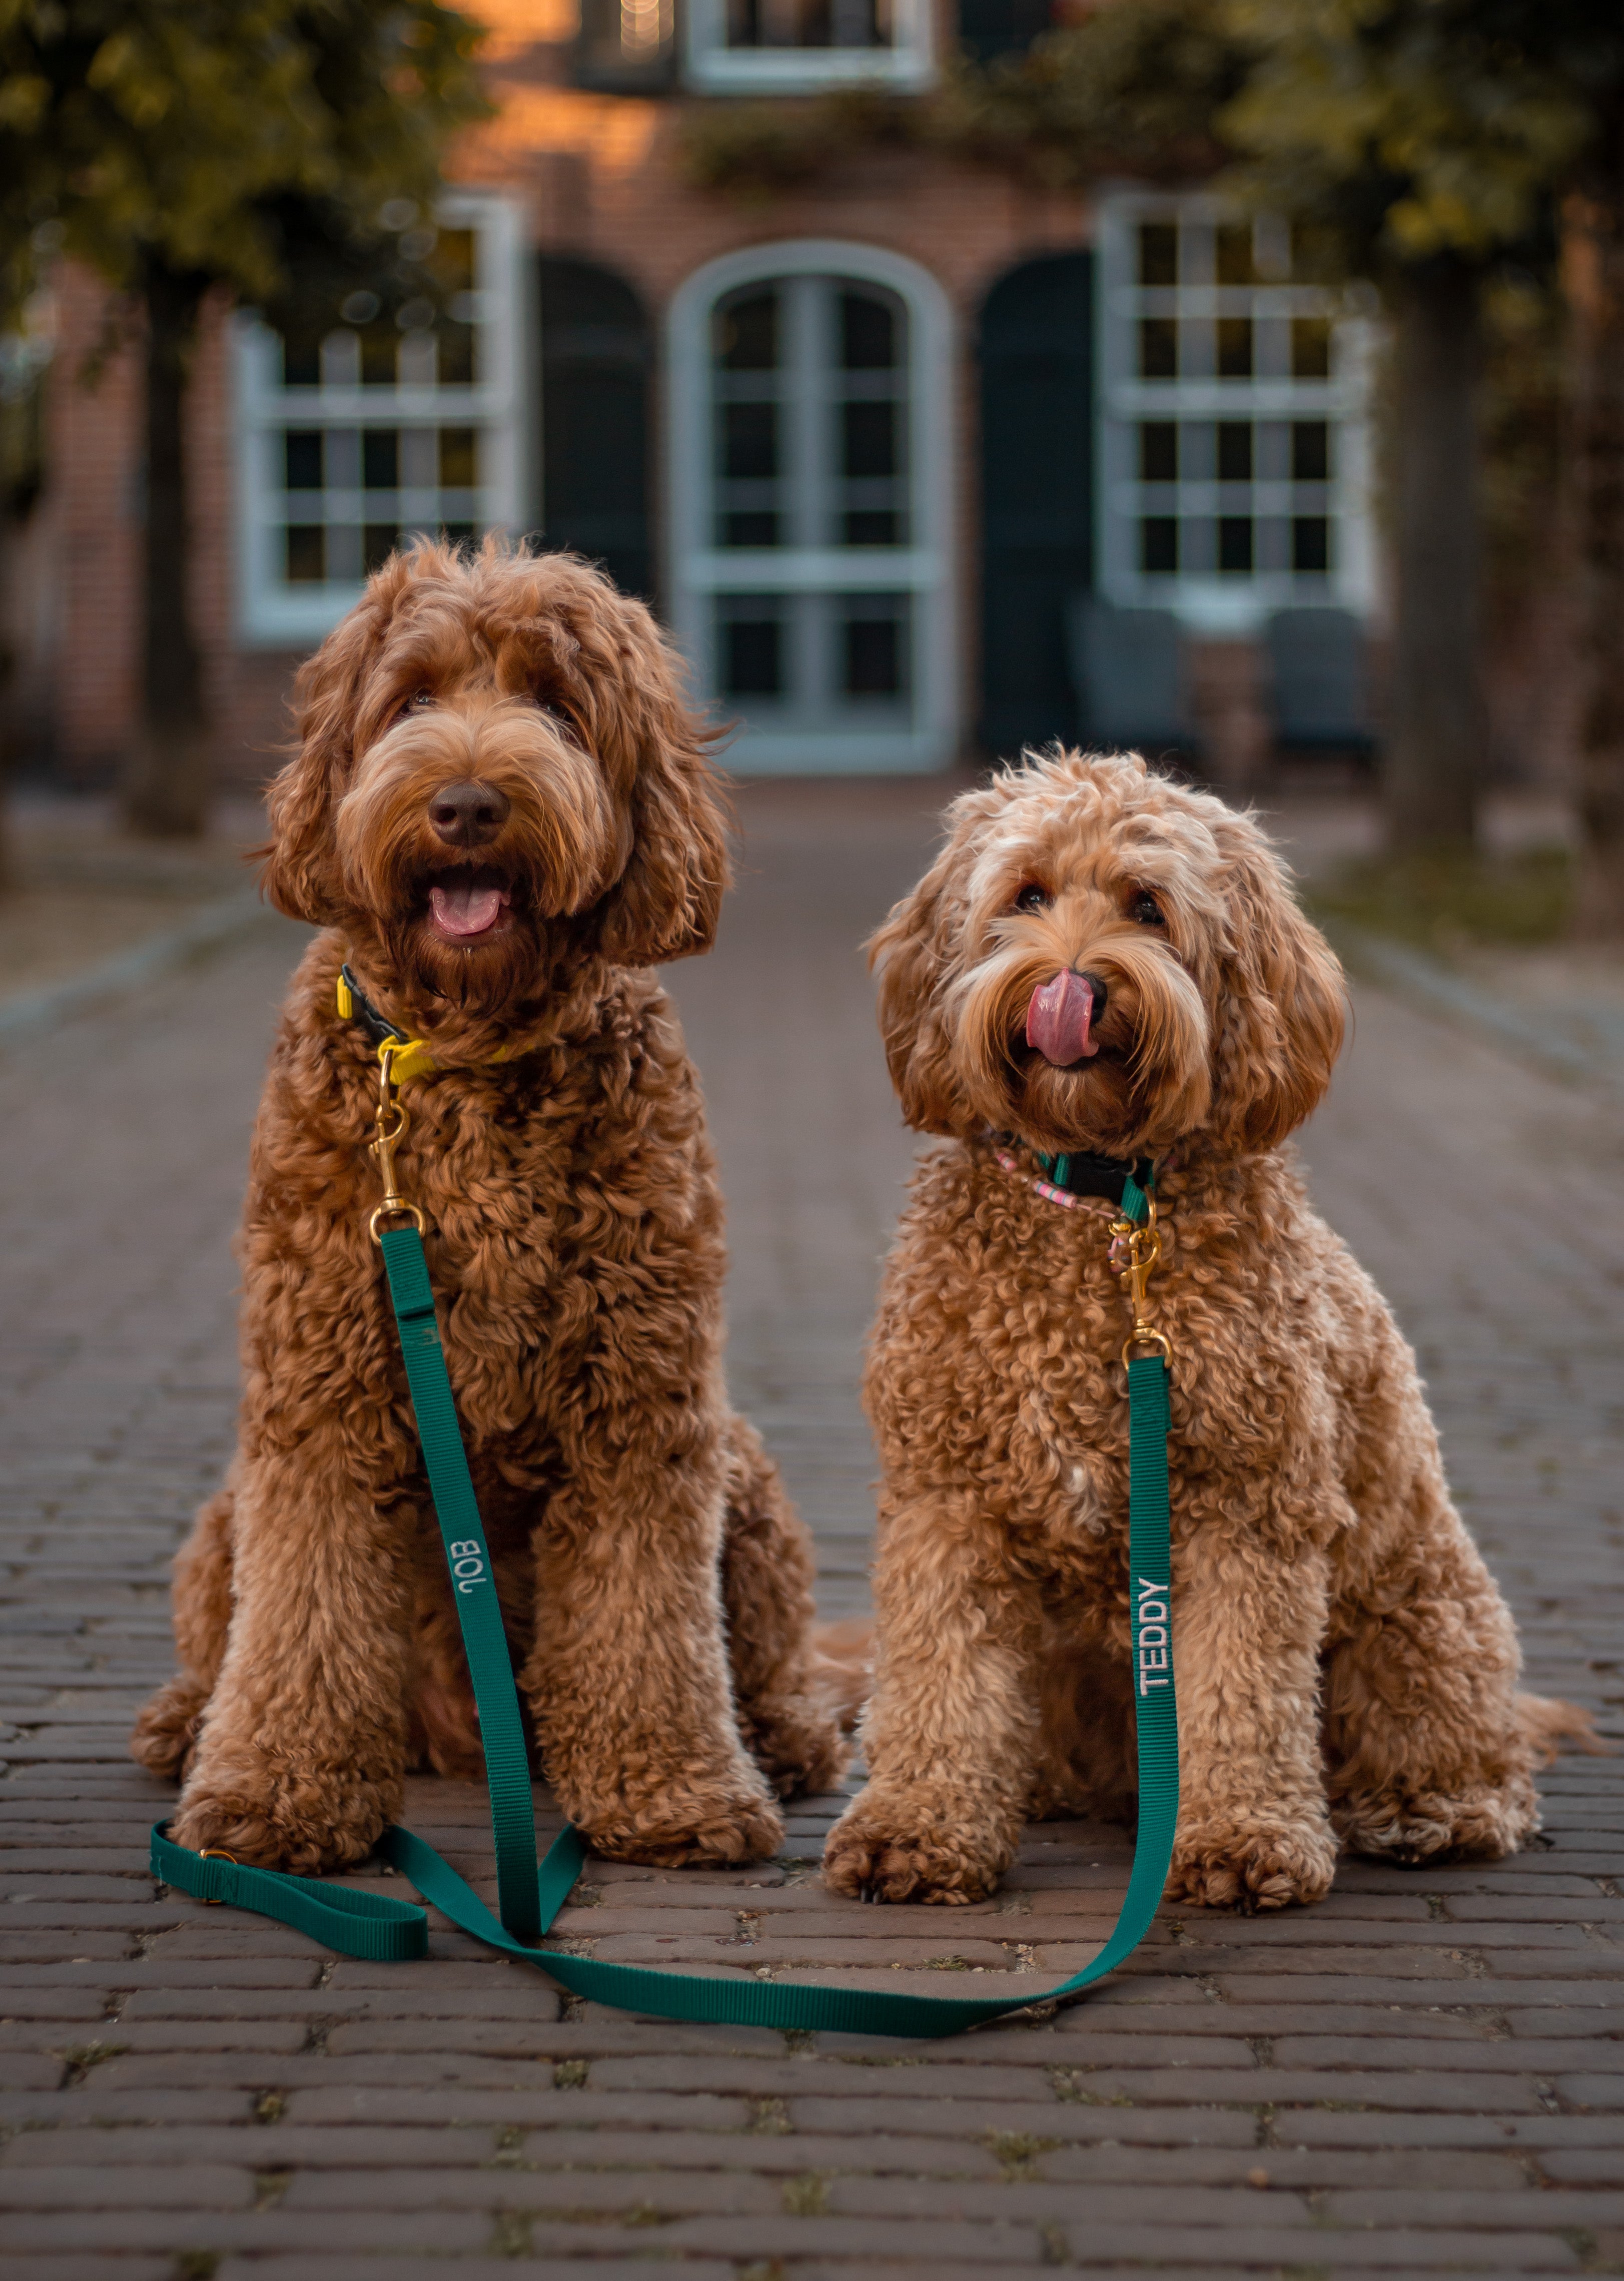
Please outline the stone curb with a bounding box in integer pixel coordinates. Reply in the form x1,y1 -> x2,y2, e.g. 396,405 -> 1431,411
0,888 -> 289,1044
1322,919 -> 1623,1105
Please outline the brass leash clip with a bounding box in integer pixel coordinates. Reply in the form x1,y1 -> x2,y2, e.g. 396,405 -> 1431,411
1110,1191 -> 1172,1368
368,1040 -> 428,1244
197,1846 -> 237,1902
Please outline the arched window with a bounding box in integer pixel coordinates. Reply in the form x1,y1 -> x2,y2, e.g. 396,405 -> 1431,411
668,242 -> 955,772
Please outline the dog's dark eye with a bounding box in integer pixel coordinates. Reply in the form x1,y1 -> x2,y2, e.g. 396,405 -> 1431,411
1131,891 -> 1165,926
1013,883 -> 1051,913
396,689 -> 435,721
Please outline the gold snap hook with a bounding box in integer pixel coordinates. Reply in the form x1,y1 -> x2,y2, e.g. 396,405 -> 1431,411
368,1039 -> 427,1242
1112,1189 -> 1172,1370
198,1847 -> 237,1902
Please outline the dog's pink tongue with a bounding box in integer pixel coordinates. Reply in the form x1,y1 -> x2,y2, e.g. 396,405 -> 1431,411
429,880 -> 505,939
1026,969 -> 1098,1066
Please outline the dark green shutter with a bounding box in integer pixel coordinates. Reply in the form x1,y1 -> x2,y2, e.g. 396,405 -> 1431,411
977,252 -> 1094,759
956,0 -> 1059,63
538,259 -> 653,602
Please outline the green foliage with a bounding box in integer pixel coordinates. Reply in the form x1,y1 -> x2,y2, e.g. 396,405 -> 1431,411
1309,844 -> 1574,948
678,90 -> 918,202
0,0 -> 490,322
1218,0 -> 1598,274
931,0 -> 1244,190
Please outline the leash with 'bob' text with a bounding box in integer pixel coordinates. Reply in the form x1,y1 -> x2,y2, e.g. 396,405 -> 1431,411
151,1034 -> 1180,2037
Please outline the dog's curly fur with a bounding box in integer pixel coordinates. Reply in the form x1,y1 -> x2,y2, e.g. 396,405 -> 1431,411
132,540 -> 847,1874
825,750 -> 1589,1912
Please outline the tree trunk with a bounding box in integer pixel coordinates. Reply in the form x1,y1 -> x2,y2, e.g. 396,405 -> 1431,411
121,262 -> 211,839
1384,257 -> 1486,853
1566,167 -> 1624,937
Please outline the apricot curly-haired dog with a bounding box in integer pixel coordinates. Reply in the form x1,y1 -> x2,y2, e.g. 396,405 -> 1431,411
131,540 -> 846,1874
824,748 -> 1584,1912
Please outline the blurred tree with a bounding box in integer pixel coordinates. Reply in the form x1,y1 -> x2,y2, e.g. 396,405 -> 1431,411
0,1 -> 487,837
1220,2 -> 1620,860
1557,54 -> 1624,933
946,0 -> 1624,873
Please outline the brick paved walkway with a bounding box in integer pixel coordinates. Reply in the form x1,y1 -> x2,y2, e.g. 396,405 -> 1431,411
1,777 -> 1620,2280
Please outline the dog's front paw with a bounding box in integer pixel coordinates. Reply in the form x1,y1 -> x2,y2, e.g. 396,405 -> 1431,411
170,1767 -> 395,1876
823,1787 -> 1013,1905
130,1677 -> 210,1785
1168,1818 -> 1337,1912
582,1776 -> 784,1870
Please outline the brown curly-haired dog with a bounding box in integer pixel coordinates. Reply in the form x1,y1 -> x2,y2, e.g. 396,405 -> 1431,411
825,748 -> 1585,1912
131,540 -> 846,1875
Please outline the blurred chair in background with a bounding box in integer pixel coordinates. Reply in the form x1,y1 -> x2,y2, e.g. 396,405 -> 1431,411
1066,595 -> 1201,763
1265,607 -> 1374,758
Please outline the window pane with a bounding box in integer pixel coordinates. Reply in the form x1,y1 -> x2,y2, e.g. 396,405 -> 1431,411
1216,318 -> 1253,379
724,0 -> 885,46
1214,223 -> 1255,285
1291,420 -> 1330,481
1139,422 -> 1177,481
363,523 -> 400,573
841,290 -> 897,369
722,401 -> 777,479
362,431 -> 399,490
724,511 -> 779,546
358,325 -> 397,388
717,290 -> 778,370
843,595 -> 909,697
431,229 -> 477,296
285,526 -> 325,583
439,427 -> 480,486
436,322 -> 475,386
284,431 -> 323,489
721,606 -> 783,695
1218,516 -> 1253,574
1292,318 -> 1331,379
1140,517 -> 1178,574
281,330 -> 321,388
1137,223 -> 1178,286
843,400 -> 896,480
844,510 -> 898,545
1292,516 -> 1330,572
1138,318 -> 1178,380
1216,422 -> 1252,481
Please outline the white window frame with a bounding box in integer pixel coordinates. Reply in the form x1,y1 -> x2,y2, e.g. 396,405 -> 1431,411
683,0 -> 934,93
234,191 -> 531,648
1095,189 -> 1375,635
667,239 -> 956,774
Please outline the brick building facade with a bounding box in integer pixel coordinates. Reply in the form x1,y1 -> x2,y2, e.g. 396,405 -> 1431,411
17,0 -> 1386,793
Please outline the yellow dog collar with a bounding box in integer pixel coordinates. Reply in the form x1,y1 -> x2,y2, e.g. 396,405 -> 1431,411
336,966 -> 439,1088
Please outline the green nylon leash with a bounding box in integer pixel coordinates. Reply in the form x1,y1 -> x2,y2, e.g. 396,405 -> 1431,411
152,1177 -> 1179,2037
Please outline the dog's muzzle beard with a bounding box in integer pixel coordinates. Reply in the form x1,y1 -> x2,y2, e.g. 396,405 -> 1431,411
337,741 -> 621,1019
953,934 -> 1211,1157
398,870 -> 537,1010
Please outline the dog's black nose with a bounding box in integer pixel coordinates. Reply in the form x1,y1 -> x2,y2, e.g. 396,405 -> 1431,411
1079,970 -> 1108,1021
428,781 -> 509,847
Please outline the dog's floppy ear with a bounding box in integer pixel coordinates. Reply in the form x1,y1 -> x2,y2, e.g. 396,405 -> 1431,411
1209,823 -> 1347,1154
261,589 -> 391,925
868,830 -> 975,1136
592,603 -> 729,968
